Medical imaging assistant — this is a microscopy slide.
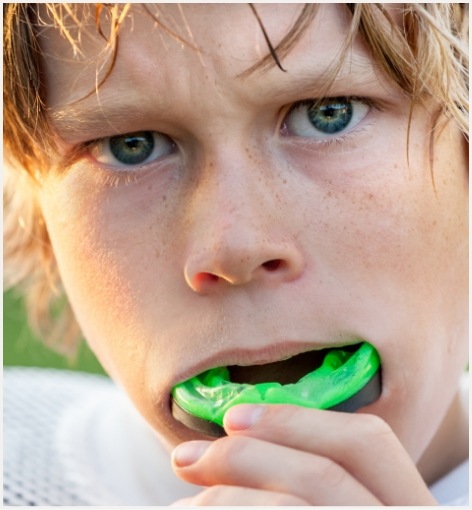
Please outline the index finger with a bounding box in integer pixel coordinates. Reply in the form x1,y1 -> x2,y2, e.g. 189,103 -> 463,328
223,404 -> 436,506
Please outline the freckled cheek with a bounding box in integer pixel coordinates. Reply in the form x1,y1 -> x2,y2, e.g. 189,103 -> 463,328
41,183 -> 177,358
55,223 -> 139,334
315,180 -> 459,320
316,190 -> 409,271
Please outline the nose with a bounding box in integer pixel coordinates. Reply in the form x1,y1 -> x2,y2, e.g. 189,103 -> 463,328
183,160 -> 305,294
184,234 -> 305,292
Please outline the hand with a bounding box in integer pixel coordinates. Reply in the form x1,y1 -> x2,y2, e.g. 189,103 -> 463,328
171,404 -> 437,506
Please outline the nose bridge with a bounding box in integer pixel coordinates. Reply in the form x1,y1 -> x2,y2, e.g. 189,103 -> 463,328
205,152 -> 267,236
183,147 -> 305,291
190,146 -> 276,253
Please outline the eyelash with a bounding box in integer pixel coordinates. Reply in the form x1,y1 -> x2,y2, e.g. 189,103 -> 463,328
71,95 -> 380,184
281,96 -> 379,148
58,140 -> 156,189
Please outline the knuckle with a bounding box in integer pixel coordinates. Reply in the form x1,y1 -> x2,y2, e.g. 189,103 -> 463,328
217,434 -> 252,458
346,413 -> 396,455
210,435 -> 252,474
310,456 -> 347,490
323,459 -> 348,489
357,413 -> 393,441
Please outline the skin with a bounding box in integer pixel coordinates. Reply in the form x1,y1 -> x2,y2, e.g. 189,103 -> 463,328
36,3 -> 467,505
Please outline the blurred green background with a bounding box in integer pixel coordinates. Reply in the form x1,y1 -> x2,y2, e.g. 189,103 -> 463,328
4,289 -> 105,375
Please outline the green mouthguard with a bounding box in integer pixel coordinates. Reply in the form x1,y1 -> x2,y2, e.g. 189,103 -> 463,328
172,342 -> 380,435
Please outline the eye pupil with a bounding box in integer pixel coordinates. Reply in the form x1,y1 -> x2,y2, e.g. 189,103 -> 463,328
109,131 -> 155,164
308,101 -> 353,134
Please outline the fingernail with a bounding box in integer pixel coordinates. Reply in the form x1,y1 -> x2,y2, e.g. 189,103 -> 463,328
224,404 -> 266,431
172,440 -> 210,468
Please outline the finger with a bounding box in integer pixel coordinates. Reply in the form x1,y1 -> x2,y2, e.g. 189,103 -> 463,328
223,404 -> 436,505
173,486 -> 308,506
172,437 -> 382,505
169,497 -> 194,506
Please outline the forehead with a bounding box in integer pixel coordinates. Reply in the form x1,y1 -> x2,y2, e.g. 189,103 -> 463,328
38,3 -> 347,65
39,4 -> 379,106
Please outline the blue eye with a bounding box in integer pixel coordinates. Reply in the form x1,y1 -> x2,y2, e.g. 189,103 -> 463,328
284,98 -> 370,139
91,131 -> 176,167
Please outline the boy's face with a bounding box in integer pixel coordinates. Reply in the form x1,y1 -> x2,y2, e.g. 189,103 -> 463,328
38,4 -> 467,458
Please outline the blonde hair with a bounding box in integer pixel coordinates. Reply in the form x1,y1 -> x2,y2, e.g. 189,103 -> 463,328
3,3 -> 469,356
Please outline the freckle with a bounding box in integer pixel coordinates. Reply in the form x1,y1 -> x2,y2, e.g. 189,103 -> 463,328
283,180 -> 287,184
162,195 -> 167,202
155,250 -> 161,258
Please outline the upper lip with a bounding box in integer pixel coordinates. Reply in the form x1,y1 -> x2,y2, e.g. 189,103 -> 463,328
172,339 -> 363,386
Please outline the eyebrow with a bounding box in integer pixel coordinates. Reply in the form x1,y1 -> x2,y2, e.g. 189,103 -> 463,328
49,54 -> 383,142
239,53 -> 386,105
273,57 -> 379,96
50,103 -> 137,141
48,93 -> 171,143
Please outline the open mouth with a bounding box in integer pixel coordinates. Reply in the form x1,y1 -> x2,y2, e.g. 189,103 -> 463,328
228,343 -> 360,385
172,342 -> 381,437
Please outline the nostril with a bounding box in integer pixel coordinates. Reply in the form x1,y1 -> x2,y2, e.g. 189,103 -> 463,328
262,259 -> 283,271
194,272 -> 220,286
185,250 -> 302,292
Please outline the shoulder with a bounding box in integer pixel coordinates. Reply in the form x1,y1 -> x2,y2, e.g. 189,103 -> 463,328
4,367 -> 115,505
4,366 -> 200,506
